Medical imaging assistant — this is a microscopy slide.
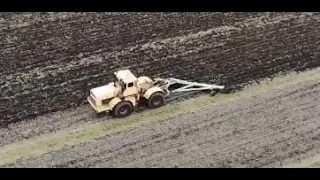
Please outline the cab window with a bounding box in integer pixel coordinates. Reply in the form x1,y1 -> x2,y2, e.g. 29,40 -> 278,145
128,82 -> 133,87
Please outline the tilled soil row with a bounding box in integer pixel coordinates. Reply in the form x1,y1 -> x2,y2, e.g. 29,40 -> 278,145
1,12 -> 320,126
3,78 -> 319,167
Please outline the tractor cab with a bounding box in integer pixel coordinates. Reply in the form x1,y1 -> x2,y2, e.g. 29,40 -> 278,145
113,69 -> 139,96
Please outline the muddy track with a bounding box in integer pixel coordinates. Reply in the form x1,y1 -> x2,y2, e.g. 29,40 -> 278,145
2,77 -> 320,168
1,12 -> 320,126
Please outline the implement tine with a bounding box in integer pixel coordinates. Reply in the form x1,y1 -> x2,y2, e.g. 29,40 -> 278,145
153,77 -> 225,95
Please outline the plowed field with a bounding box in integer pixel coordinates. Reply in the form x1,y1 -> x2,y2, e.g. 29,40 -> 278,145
1,12 -> 320,126
1,12 -> 320,168
1,68 -> 320,167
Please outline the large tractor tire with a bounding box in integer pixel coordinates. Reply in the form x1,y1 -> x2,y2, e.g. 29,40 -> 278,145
112,101 -> 133,118
147,92 -> 165,109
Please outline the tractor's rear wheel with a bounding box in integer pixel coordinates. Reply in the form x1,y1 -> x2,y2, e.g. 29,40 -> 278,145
148,92 -> 165,109
112,101 -> 133,118
210,90 -> 218,96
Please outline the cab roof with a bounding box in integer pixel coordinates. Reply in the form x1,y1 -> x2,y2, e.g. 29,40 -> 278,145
115,69 -> 137,84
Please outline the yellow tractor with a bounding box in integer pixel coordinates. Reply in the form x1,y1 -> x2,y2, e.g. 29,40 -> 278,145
88,69 -> 225,118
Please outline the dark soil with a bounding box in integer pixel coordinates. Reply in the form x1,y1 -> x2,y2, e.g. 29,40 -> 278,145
1,12 -> 320,127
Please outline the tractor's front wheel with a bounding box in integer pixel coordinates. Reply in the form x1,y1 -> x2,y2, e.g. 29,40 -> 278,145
148,92 -> 165,109
112,101 -> 133,118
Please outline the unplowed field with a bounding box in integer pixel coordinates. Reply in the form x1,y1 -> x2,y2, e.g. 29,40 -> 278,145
1,12 -> 320,126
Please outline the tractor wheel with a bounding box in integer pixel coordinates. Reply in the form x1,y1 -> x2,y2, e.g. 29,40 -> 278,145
148,92 -> 165,109
112,101 -> 133,118
210,90 -> 218,96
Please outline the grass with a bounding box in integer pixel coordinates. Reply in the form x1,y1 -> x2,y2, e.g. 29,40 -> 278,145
1,68 -> 320,166
284,155 -> 320,168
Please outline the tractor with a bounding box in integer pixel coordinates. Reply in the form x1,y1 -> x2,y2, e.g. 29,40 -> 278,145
88,69 -> 225,118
